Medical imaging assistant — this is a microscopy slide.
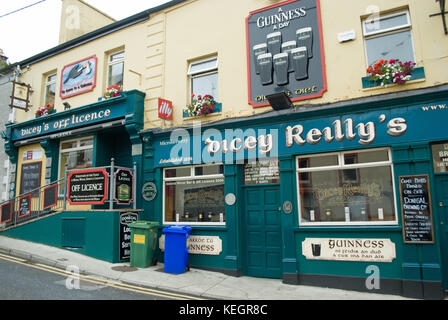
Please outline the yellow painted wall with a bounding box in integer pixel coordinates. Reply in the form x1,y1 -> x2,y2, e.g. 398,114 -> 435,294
15,20 -> 147,124
59,0 -> 115,44
15,0 -> 448,130
144,0 -> 448,128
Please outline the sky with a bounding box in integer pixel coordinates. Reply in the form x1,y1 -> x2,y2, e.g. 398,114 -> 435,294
0,0 -> 171,63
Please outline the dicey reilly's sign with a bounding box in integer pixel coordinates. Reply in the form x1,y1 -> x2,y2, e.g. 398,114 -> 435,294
246,0 -> 326,107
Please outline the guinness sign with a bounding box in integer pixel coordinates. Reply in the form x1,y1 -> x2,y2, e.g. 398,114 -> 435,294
246,0 -> 326,108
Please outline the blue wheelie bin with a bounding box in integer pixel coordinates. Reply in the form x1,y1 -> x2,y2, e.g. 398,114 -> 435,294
162,225 -> 192,274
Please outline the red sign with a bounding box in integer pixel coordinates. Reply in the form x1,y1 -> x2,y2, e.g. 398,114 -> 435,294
158,98 -> 173,120
67,168 -> 108,205
60,55 -> 97,99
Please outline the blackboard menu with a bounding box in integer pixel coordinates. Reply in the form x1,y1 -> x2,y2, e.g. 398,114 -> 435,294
1,201 -> 13,223
68,169 -> 108,205
18,194 -> 32,218
20,162 -> 42,196
43,184 -> 58,210
399,175 -> 434,244
244,160 -> 280,185
119,212 -> 138,261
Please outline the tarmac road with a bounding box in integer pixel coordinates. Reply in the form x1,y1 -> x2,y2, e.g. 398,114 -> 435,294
0,252 -> 205,300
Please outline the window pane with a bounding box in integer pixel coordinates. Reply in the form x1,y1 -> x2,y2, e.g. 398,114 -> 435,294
47,74 -> 57,83
298,155 -> 338,169
195,165 -> 224,176
108,62 -> 124,87
61,141 -> 77,150
80,138 -> 93,147
110,52 -> 124,62
189,59 -> 217,75
192,72 -> 219,101
344,150 -> 389,165
365,13 -> 408,34
165,167 -> 191,178
45,83 -> 56,105
165,178 -> 225,223
59,149 -> 93,193
299,166 -> 395,223
365,30 -> 414,66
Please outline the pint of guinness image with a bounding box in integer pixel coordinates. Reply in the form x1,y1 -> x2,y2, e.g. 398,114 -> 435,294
253,43 -> 268,74
273,53 -> 289,86
257,53 -> 273,85
281,40 -> 297,72
296,27 -> 313,58
291,47 -> 309,80
267,31 -> 282,56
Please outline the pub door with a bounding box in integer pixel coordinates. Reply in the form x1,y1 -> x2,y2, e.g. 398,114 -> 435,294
435,175 -> 448,291
242,185 -> 282,279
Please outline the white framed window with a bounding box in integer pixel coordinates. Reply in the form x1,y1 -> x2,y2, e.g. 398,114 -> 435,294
59,136 -> 94,194
44,73 -> 57,105
163,164 -> 225,225
296,148 -> 398,226
188,57 -> 219,101
107,51 -> 125,87
362,10 -> 415,67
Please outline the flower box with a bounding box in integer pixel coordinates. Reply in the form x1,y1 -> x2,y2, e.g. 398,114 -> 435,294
183,102 -> 222,118
362,67 -> 425,88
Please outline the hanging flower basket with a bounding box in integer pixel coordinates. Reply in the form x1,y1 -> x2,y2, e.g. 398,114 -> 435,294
185,94 -> 217,117
366,59 -> 416,87
35,104 -> 55,118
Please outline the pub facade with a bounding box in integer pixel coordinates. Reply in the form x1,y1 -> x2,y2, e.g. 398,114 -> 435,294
1,0 -> 448,299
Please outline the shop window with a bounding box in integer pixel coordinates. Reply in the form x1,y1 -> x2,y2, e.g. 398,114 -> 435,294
59,137 -> 94,194
44,73 -> 57,105
188,57 -> 219,101
164,164 -> 225,225
362,10 -> 415,66
107,51 -> 125,87
297,148 -> 397,225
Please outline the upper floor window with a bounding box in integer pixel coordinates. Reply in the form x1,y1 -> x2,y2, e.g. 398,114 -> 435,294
107,51 -> 124,87
188,57 -> 219,101
44,73 -> 57,105
362,10 -> 415,66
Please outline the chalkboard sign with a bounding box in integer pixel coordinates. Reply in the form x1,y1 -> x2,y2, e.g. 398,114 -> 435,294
18,194 -> 32,218
1,201 -> 13,223
68,169 -> 108,205
119,212 -> 138,261
43,184 -> 58,210
399,175 -> 434,244
20,162 -> 42,196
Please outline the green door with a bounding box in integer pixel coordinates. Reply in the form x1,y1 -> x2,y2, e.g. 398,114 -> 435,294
436,176 -> 448,290
243,185 -> 282,279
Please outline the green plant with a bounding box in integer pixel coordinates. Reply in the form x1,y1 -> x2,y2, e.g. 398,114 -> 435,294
186,94 -> 216,117
367,59 -> 416,86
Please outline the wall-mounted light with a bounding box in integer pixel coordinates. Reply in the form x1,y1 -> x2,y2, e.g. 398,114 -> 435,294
266,92 -> 294,110
63,102 -> 71,110
430,0 -> 447,35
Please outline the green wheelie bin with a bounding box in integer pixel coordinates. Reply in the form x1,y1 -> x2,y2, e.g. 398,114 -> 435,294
129,221 -> 159,268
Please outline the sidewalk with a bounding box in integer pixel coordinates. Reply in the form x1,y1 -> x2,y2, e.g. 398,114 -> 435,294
0,235 -> 413,300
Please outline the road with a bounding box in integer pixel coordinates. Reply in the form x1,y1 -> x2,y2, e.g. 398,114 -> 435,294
0,252 -> 205,300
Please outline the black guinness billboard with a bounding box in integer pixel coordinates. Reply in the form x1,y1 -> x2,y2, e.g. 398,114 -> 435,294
246,0 -> 326,107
